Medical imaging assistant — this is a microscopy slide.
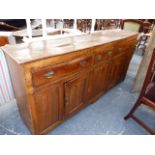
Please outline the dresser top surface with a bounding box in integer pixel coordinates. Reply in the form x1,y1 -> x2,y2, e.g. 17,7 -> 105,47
2,29 -> 138,64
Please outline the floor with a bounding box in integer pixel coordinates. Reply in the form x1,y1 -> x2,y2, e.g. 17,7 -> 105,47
0,50 -> 155,135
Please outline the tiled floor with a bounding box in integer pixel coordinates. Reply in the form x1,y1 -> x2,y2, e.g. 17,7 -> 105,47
0,51 -> 155,135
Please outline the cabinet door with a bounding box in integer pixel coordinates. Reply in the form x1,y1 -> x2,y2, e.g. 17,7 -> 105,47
65,74 -> 88,117
107,52 -> 128,90
34,82 -> 64,133
86,62 -> 109,102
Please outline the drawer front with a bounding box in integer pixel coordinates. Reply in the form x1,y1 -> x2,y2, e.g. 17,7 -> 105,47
113,37 -> 137,55
32,55 -> 92,87
94,44 -> 114,64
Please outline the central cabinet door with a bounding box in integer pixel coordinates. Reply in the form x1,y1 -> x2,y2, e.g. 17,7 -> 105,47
34,81 -> 64,133
64,73 -> 88,117
86,62 -> 109,102
106,52 -> 128,90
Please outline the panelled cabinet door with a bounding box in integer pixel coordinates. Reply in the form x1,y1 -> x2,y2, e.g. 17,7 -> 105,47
86,62 -> 109,102
33,82 -> 64,133
64,74 -> 88,117
107,52 -> 128,90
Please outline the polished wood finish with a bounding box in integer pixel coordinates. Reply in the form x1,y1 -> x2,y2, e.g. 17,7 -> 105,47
86,62 -> 108,102
65,73 -> 89,117
124,50 -> 155,135
34,81 -> 64,133
3,30 -> 138,134
0,37 -> 8,46
32,54 -> 92,87
2,30 -> 137,64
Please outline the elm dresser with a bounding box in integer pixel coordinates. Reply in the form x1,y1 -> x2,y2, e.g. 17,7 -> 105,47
2,30 -> 138,134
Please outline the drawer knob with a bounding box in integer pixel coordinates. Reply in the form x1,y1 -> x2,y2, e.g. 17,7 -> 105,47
96,55 -> 102,61
118,48 -> 122,51
43,71 -> 54,79
80,60 -> 87,67
108,51 -> 113,57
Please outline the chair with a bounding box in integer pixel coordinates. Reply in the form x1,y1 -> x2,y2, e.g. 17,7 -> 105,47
124,49 -> 155,135
136,34 -> 150,55
63,19 -> 74,28
77,19 -> 92,33
121,19 -> 150,54
95,19 -> 119,31
121,19 -> 143,32
143,21 -> 152,33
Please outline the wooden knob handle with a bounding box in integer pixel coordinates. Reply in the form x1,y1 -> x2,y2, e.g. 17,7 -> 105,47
96,55 -> 102,61
108,51 -> 112,57
80,60 -> 86,66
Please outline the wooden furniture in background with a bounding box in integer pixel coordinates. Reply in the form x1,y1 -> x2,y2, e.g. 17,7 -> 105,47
139,19 -> 155,33
2,30 -> 138,134
0,21 -> 20,31
143,21 -> 152,33
0,36 -> 8,46
77,19 -> 92,33
121,19 -> 153,55
0,19 -> 26,31
95,19 -> 119,31
125,49 -> 155,135
63,19 -> 74,28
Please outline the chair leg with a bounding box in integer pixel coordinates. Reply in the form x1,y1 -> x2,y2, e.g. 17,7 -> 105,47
124,98 -> 142,120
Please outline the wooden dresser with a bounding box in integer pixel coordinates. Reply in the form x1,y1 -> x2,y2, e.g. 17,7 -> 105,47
2,30 -> 138,134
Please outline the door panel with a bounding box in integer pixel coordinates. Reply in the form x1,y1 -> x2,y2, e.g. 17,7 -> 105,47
65,74 -> 88,117
86,62 -> 109,102
34,82 -> 64,133
86,51 -> 133,103
107,52 -> 130,90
